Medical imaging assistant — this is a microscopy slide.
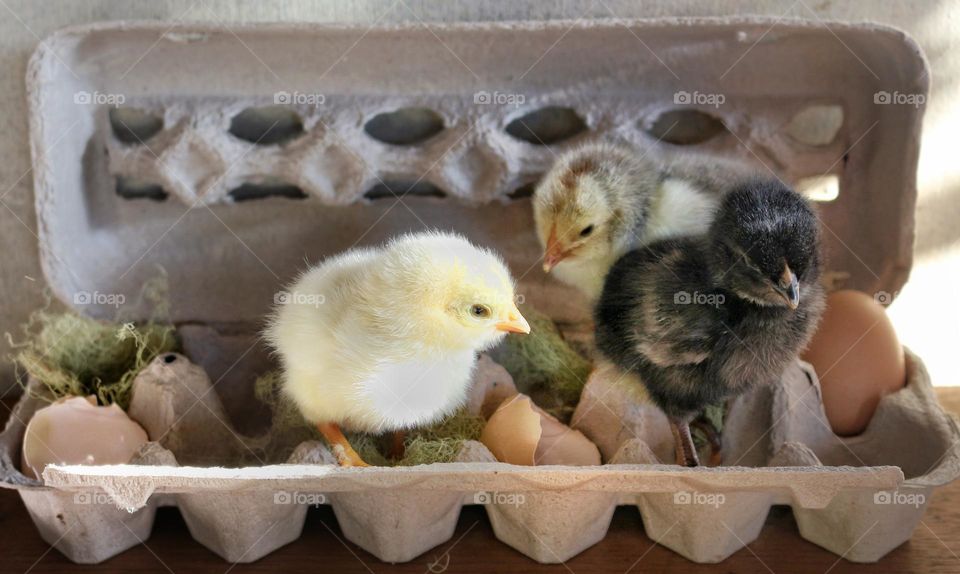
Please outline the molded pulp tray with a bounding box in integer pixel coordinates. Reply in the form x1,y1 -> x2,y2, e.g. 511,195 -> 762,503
3,17 -> 958,565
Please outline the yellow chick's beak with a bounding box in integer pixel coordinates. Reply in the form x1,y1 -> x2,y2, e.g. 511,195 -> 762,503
496,306 -> 531,334
543,226 -> 570,273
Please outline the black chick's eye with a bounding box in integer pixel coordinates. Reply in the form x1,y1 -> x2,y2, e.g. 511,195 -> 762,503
471,304 -> 491,318
580,224 -> 594,237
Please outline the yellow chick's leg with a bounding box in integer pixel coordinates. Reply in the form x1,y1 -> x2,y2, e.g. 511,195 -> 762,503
317,422 -> 370,467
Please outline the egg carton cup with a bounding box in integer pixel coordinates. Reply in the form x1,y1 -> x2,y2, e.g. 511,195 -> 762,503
9,16 -> 953,566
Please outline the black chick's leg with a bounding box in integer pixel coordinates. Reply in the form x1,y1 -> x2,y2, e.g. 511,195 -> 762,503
668,415 -> 700,467
690,416 -> 722,466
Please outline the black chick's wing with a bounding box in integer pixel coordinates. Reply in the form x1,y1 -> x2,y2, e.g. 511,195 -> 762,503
596,239 -> 728,418
597,239 -> 723,369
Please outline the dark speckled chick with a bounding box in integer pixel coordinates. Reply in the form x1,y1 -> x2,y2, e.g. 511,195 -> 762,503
594,179 -> 826,466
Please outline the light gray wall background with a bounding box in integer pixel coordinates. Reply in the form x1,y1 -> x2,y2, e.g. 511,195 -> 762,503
1,1 -> 957,390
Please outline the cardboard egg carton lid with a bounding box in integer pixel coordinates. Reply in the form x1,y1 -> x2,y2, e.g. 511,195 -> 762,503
27,17 -> 926,326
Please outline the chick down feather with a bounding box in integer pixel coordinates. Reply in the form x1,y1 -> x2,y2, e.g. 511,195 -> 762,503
264,231 -> 525,434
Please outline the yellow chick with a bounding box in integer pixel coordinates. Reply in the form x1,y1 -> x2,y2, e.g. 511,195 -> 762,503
533,142 -> 757,300
264,231 -> 530,466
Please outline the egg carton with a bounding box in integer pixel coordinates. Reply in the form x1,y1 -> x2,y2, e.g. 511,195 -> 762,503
6,16 -> 954,566
1,346 -> 957,564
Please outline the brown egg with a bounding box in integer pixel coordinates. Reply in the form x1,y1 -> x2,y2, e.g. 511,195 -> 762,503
802,290 -> 906,436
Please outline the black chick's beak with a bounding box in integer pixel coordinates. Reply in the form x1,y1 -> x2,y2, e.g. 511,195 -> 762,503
779,265 -> 800,309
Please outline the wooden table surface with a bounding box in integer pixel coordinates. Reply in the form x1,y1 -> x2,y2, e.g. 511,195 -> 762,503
3,391 -> 960,574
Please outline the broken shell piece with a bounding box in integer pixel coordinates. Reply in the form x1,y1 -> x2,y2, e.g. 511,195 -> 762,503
535,409 -> 602,466
609,438 -> 661,465
571,362 -> 674,463
769,441 -> 823,467
21,396 -> 149,480
480,394 -> 600,466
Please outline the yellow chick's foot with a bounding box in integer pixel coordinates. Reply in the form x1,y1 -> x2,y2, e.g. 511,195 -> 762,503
317,422 -> 371,467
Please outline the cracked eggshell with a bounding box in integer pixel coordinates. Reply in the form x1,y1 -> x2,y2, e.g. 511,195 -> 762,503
480,394 -> 601,466
21,396 -> 149,480
534,407 -> 602,467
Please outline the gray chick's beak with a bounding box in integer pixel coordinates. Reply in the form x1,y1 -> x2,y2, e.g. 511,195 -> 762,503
780,265 -> 800,309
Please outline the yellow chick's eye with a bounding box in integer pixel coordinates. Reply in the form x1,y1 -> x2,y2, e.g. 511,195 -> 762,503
580,224 -> 595,237
470,304 -> 492,319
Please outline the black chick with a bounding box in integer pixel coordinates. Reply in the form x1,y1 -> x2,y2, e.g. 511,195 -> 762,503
594,179 -> 826,466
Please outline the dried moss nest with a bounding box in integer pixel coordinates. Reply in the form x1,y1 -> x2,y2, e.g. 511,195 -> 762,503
254,371 -> 484,466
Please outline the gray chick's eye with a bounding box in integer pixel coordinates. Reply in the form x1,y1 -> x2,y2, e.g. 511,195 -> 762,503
471,304 -> 491,318
580,224 -> 594,237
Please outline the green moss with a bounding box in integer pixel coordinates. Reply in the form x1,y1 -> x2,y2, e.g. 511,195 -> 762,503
395,409 -> 485,466
7,280 -> 178,409
488,304 -> 592,421
253,371 -> 323,463
412,409 -> 484,443
255,369 -> 485,466
398,437 -> 466,466
344,433 -> 391,467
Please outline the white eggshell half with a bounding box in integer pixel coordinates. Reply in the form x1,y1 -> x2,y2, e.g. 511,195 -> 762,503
21,396 -> 149,480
